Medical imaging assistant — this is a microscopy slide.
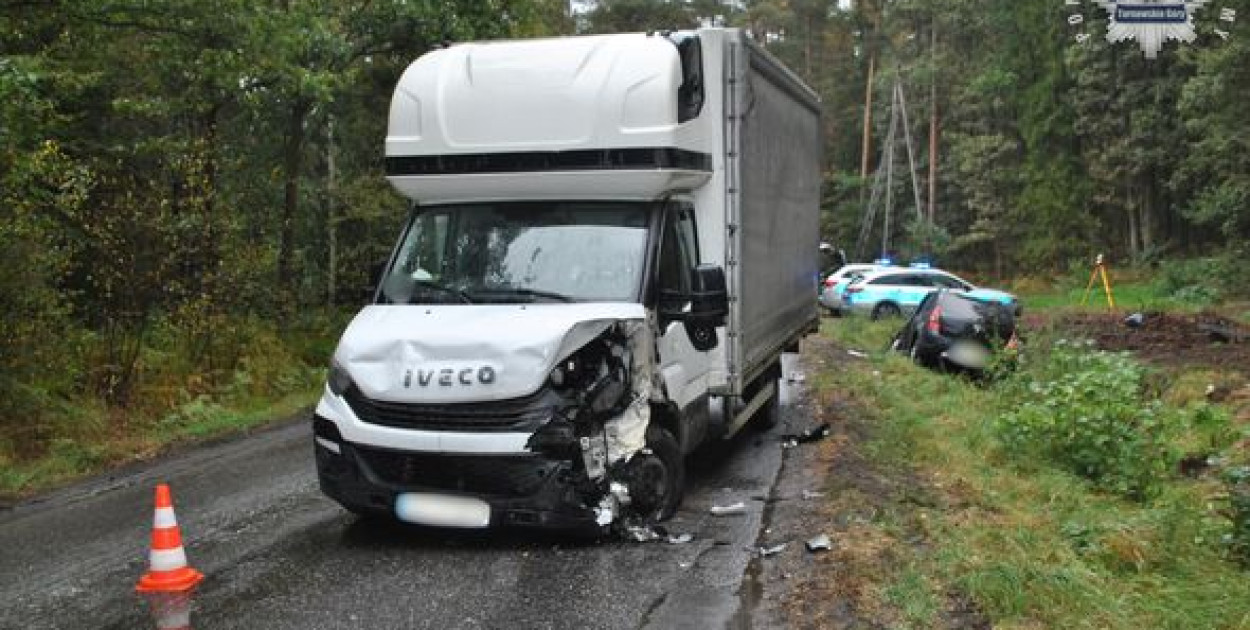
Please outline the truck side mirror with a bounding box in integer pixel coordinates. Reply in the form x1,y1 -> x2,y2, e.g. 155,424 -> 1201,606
684,264 -> 727,352
689,264 -> 728,325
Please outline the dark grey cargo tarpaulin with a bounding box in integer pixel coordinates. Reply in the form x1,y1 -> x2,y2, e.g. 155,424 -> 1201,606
723,34 -> 822,393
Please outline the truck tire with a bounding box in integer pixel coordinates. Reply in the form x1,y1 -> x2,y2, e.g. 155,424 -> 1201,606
628,425 -> 685,522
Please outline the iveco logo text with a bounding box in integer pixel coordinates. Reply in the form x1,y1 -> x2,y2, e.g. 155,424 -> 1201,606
403,366 -> 497,388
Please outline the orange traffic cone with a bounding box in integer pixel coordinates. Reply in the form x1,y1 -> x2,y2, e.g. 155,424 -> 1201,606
136,484 -> 204,594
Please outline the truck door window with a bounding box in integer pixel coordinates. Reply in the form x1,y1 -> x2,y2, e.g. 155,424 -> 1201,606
657,205 -> 699,306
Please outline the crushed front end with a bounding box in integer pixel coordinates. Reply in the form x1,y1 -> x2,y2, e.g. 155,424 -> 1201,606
314,316 -> 665,531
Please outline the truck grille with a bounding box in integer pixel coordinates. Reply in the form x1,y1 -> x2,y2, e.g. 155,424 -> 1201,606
355,448 -> 560,497
342,386 -> 552,432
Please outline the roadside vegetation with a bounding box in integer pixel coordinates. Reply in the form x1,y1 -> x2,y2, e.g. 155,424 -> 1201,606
0,313 -> 344,499
802,278 -> 1250,629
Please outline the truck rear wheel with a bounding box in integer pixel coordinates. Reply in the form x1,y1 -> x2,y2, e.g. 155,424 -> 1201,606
626,425 -> 684,522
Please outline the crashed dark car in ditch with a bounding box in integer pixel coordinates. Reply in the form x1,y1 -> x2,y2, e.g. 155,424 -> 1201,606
890,289 -> 1018,373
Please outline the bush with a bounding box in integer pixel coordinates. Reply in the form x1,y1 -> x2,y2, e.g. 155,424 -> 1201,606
1153,257 -> 1235,303
1223,466 -> 1250,567
996,342 -> 1175,500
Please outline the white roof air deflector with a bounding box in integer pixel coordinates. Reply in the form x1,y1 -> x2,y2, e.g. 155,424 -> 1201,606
385,32 -> 715,203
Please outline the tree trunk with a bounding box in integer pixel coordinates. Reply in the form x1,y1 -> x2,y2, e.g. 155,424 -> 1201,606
327,116 -> 337,307
928,20 -> 938,224
860,53 -> 876,184
278,100 -> 310,309
1141,173 -> 1156,252
1126,184 -> 1139,258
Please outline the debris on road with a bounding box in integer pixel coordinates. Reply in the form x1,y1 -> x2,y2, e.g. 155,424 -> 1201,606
709,502 -> 748,516
1124,312 -> 1146,329
847,349 -> 869,358
801,490 -> 826,500
781,423 -> 831,447
624,524 -> 694,544
805,534 -> 832,553
758,543 -> 788,557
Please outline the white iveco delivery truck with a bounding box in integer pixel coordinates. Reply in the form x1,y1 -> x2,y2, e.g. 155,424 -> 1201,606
314,28 -> 822,530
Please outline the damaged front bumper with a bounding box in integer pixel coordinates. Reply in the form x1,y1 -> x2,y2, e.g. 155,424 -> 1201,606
315,318 -> 662,530
315,420 -> 605,529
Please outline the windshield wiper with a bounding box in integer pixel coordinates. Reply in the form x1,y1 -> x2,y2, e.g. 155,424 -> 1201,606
469,287 -> 575,303
412,280 -> 473,304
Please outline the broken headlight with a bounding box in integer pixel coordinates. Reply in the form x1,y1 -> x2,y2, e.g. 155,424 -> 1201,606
548,334 -> 632,422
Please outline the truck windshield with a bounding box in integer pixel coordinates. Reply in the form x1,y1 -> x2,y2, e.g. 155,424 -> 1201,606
379,202 -> 650,305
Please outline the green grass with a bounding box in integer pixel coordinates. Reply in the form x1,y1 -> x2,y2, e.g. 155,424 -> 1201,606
884,567 -> 941,628
814,316 -> 1250,629
1012,277 -> 1196,313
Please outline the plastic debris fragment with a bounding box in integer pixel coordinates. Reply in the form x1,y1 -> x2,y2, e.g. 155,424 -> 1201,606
709,502 -> 748,516
781,423 -> 830,445
758,543 -> 787,557
805,534 -> 832,552
801,490 -> 825,500
626,525 -> 660,542
847,349 -> 868,358
624,524 -> 693,544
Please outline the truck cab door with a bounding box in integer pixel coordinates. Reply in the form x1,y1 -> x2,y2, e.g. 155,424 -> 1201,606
654,202 -> 714,450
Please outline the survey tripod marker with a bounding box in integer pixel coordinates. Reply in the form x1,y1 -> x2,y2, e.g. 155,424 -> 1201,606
1082,253 -> 1117,310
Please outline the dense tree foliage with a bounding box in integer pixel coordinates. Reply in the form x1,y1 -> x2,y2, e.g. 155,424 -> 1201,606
1,0 -> 1246,464
0,0 -> 571,461
769,0 -> 1248,274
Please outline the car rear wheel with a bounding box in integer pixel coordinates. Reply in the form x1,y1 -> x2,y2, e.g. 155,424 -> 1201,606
872,302 -> 902,320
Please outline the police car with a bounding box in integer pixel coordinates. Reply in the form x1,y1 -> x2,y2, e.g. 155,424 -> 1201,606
841,266 -> 1019,319
818,263 -> 883,314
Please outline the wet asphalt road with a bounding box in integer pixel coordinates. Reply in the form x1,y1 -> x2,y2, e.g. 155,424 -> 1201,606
0,361 -> 806,630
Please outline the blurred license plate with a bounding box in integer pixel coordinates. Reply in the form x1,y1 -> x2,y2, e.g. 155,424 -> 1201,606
395,493 -> 490,528
944,342 -> 990,368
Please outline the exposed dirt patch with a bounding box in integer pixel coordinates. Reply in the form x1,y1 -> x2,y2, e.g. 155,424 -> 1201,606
1061,311 -> 1250,370
748,335 -> 991,630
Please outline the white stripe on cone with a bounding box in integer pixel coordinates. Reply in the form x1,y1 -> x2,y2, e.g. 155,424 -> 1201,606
149,547 -> 189,572
153,507 -> 178,528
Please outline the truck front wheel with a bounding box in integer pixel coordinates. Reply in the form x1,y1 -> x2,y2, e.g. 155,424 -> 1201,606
625,425 -> 685,522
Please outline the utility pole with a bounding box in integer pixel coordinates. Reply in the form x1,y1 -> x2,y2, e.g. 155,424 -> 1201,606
896,81 -> 924,226
857,77 -> 925,261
